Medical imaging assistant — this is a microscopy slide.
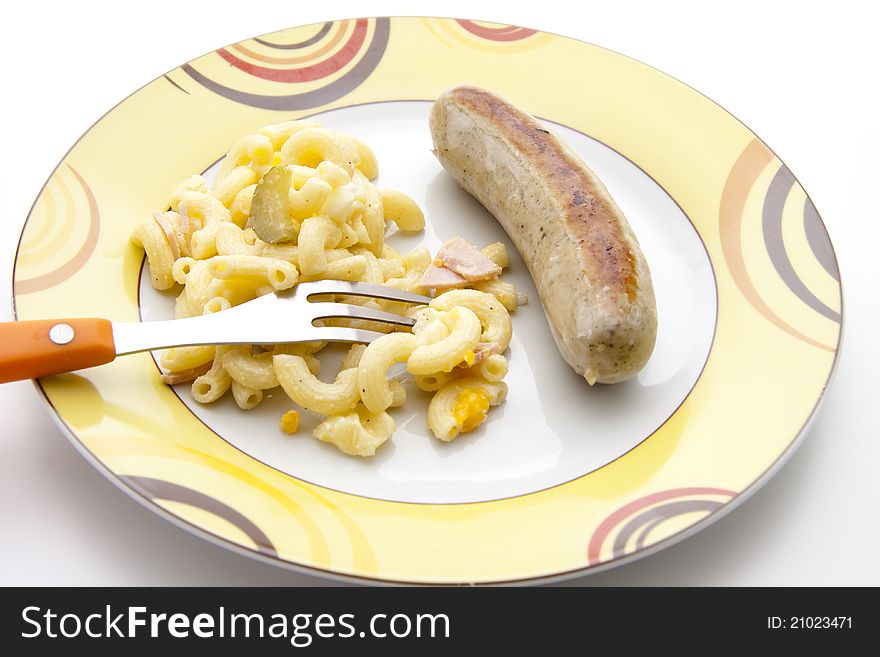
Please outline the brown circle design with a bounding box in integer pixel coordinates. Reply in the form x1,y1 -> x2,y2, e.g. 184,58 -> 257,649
719,138 -> 840,351
119,474 -> 278,557
588,487 -> 737,564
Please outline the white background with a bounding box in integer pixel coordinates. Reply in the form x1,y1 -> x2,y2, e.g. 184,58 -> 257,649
0,0 -> 877,586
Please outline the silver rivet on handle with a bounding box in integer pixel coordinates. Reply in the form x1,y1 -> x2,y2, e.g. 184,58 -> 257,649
48,323 -> 75,345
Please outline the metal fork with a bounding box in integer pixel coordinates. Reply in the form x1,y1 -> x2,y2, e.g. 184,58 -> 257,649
0,281 -> 431,383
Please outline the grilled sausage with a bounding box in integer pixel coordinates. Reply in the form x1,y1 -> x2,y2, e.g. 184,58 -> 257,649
429,85 -> 657,384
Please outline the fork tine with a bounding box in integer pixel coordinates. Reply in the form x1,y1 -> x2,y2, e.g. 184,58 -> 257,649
309,327 -> 387,344
298,280 -> 431,304
309,302 -> 416,327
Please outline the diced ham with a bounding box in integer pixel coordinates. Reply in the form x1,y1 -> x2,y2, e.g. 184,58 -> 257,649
416,263 -> 468,290
476,341 -> 502,359
160,363 -> 211,385
435,236 -> 502,281
153,211 -> 180,260
457,341 -> 502,369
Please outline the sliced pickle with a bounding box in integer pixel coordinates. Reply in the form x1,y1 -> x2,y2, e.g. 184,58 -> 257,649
249,165 -> 295,243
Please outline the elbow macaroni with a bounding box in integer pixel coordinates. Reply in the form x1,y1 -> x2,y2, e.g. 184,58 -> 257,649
180,191 -> 232,260
481,242 -> 509,268
407,306 -> 482,375
297,215 -> 343,276
427,377 -> 508,442
231,381 -> 263,410
273,354 -> 360,416
132,120 -> 518,456
212,166 -> 259,208
476,354 -> 509,382
357,333 -> 417,413
280,127 -> 361,174
222,348 -> 279,390
191,346 -> 234,403
206,254 -> 299,291
380,189 -> 425,232
429,289 -> 513,351
314,404 -> 395,457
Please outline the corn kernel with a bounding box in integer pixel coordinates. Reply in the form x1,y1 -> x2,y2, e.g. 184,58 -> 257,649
280,410 -> 300,434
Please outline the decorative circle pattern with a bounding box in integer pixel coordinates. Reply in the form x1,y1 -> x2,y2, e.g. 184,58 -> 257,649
588,488 -> 737,565
178,18 -> 390,110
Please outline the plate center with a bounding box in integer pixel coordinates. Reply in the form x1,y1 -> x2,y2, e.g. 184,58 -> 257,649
138,101 -> 717,504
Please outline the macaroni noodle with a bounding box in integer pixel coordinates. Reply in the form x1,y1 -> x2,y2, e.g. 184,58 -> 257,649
407,306 -> 482,375
313,404 -> 396,457
427,377 -> 508,442
357,333 -> 417,413
273,354 -> 359,416
429,289 -> 512,351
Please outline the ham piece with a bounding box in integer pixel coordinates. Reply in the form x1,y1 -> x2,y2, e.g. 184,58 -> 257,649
417,237 -> 501,290
417,262 -> 468,290
459,341 -> 502,368
436,236 -> 502,280
160,362 -> 212,385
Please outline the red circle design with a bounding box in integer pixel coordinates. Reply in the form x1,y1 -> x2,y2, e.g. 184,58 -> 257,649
217,19 -> 369,83
455,19 -> 538,41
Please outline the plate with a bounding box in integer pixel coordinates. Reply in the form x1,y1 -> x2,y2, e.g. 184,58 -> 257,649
12,17 -> 842,584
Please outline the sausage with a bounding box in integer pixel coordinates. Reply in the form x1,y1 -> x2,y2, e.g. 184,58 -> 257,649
428,85 -> 657,384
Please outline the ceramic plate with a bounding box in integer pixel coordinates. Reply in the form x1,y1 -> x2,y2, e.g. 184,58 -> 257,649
12,17 -> 842,584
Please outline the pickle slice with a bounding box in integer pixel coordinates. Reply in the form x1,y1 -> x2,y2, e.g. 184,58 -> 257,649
249,165 -> 296,243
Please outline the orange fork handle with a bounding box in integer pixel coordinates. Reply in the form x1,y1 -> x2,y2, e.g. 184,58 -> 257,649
0,318 -> 116,383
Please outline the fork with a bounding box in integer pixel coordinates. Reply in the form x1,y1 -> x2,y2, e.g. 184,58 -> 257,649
0,281 -> 431,383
